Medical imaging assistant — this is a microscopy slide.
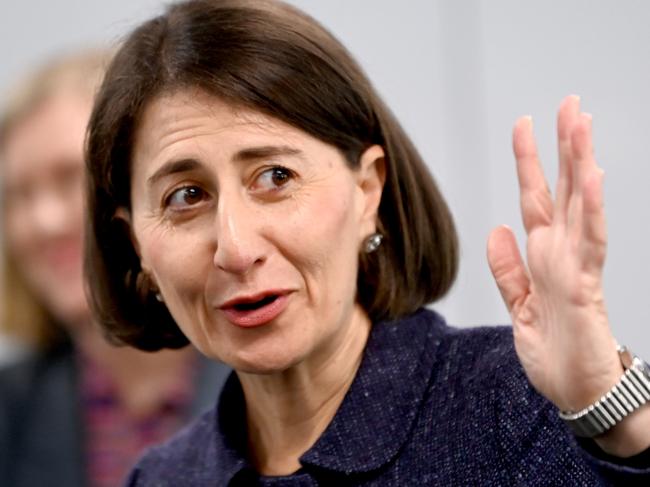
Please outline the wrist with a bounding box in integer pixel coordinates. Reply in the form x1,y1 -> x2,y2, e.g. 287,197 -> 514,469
594,403 -> 650,457
559,346 -> 650,444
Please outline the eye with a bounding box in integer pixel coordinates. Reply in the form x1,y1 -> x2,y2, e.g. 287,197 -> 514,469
164,185 -> 208,209
54,162 -> 83,194
3,184 -> 32,209
252,166 -> 295,192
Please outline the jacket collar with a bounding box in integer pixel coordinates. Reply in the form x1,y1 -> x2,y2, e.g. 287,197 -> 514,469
300,308 -> 444,474
213,308 -> 446,483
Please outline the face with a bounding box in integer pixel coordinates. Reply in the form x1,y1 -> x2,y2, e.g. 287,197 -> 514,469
129,89 -> 384,373
2,93 -> 90,326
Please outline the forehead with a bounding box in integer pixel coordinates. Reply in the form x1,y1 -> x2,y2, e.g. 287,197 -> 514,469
132,88 -> 322,168
2,93 -> 90,180
137,89 -> 293,142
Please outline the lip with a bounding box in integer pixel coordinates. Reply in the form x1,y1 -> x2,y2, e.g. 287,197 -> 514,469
218,290 -> 292,328
39,241 -> 82,275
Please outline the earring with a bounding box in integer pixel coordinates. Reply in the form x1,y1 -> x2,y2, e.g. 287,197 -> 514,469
364,233 -> 383,253
134,269 -> 164,303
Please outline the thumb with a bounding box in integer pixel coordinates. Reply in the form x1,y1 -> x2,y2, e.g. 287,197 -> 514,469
487,225 -> 530,313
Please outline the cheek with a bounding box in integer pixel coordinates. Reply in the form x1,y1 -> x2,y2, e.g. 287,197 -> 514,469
5,215 -> 45,280
4,214 -> 29,256
137,221 -> 209,302
280,181 -> 361,288
315,180 -> 361,247
143,228 -> 215,344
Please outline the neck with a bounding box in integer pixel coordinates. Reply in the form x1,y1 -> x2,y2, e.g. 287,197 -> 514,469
238,305 -> 371,476
73,324 -> 196,418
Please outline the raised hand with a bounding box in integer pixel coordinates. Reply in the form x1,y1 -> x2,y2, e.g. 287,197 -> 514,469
487,95 -> 650,456
486,95 -> 621,414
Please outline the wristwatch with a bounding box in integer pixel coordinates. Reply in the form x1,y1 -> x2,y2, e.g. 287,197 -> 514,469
559,346 -> 650,438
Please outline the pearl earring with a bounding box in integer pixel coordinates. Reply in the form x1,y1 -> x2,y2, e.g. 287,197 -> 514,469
364,233 -> 383,253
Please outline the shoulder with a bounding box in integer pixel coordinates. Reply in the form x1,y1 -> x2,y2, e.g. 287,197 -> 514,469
0,345 -> 75,403
0,345 -> 81,484
388,307 -> 517,379
409,312 -> 604,482
410,311 -> 544,422
0,354 -> 41,440
371,309 -> 521,428
0,356 -> 36,431
425,314 -> 601,482
441,320 -> 518,384
370,308 -> 517,393
0,343 -> 78,420
0,356 -> 36,398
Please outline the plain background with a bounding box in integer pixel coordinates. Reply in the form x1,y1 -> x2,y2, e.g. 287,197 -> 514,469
0,0 -> 649,359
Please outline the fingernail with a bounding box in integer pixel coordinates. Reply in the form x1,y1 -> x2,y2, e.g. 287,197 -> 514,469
523,115 -> 533,128
570,94 -> 581,102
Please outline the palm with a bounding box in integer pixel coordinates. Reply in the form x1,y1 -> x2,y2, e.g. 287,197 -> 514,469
487,96 -> 620,412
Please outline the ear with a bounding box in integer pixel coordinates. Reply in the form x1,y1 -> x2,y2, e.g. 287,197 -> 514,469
356,144 -> 386,232
114,206 -> 142,260
114,207 -> 159,296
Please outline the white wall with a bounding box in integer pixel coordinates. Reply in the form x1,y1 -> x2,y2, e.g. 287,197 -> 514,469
1,0 -> 649,357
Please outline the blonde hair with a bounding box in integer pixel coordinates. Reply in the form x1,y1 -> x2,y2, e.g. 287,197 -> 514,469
0,49 -> 112,350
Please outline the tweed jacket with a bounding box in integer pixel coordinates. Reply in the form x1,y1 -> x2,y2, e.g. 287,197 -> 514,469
126,309 -> 650,486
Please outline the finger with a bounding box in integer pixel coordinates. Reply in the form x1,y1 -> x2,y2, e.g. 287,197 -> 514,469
581,169 -> 607,272
567,113 -> 594,238
513,116 -> 554,233
555,95 -> 581,223
571,113 -> 595,192
571,116 -> 607,272
487,225 -> 530,314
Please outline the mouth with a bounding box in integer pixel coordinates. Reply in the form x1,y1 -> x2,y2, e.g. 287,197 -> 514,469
230,294 -> 279,311
42,240 -> 82,273
219,291 -> 291,328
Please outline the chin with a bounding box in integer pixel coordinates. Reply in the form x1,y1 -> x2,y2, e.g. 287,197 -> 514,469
231,355 -> 302,375
46,296 -> 90,328
221,345 -> 307,375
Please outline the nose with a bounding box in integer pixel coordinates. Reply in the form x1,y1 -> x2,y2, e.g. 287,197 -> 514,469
212,192 -> 266,275
28,187 -> 79,239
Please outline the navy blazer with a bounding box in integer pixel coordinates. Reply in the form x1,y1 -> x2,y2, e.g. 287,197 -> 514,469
0,339 -> 230,487
126,309 -> 650,486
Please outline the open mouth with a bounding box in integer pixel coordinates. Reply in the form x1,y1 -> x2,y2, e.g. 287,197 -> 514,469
232,294 -> 279,311
220,292 -> 290,328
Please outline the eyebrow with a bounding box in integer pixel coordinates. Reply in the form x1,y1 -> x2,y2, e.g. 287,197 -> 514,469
146,145 -> 304,186
147,158 -> 200,187
233,145 -> 303,162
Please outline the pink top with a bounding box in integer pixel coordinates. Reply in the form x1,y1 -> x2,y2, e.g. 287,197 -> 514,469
78,352 -> 195,487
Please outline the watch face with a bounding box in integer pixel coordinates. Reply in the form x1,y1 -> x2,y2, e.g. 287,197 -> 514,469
635,357 -> 650,380
619,346 -> 635,369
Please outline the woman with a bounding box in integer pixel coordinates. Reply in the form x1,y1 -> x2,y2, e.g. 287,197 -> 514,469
85,0 -> 650,484
0,51 -> 230,487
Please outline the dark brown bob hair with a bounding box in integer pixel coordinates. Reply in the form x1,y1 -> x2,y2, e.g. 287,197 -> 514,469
85,0 -> 458,351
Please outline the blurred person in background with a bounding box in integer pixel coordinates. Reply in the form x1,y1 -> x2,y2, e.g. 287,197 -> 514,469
0,50 -> 230,487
